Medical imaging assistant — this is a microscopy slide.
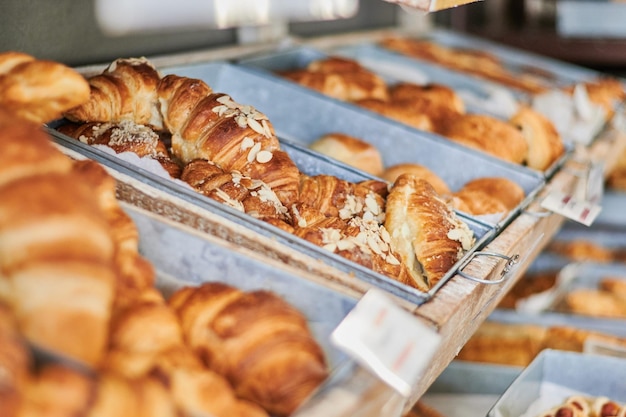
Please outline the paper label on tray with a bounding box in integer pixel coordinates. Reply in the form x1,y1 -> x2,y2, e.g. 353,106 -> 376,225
584,339 -> 626,359
586,161 -> 605,204
331,289 -> 441,397
541,190 -> 601,226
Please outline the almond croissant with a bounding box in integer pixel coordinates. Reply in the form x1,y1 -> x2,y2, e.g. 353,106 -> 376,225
385,175 -> 475,290
64,57 -> 163,129
180,158 -> 291,227
157,75 -> 300,207
169,282 -> 328,417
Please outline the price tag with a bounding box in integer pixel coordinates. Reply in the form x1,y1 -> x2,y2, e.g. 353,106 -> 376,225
584,339 -> 626,359
331,289 -> 441,397
586,161 -> 605,204
541,190 -> 602,226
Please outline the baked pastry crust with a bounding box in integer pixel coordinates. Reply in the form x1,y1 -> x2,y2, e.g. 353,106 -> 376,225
381,163 -> 451,196
510,105 -> 565,171
436,113 -> 528,165
384,175 -> 474,289
281,56 -> 389,102
451,177 -> 525,216
309,132 -> 384,176
0,51 -> 90,124
354,97 -> 434,131
168,282 -> 328,417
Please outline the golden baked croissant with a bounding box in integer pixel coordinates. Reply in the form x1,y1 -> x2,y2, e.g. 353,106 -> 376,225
308,132 -> 384,177
293,211 -> 414,285
451,176 -> 525,217
0,302 -> 30,417
384,175 -> 475,290
381,163 -> 451,196
64,57 -> 163,129
58,120 -> 183,179
169,281 -> 328,417
180,158 -> 291,227
70,159 -> 157,311
435,113 -> 529,165
0,51 -> 90,124
0,110 -> 117,368
297,174 -> 386,223
388,82 -> 465,131
353,97 -> 434,132
280,56 -> 389,102
157,74 -> 300,207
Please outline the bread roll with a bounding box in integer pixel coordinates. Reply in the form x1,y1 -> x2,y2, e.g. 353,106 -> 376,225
436,113 -> 528,165
381,163 -> 450,195
451,177 -> 525,217
281,56 -> 389,102
309,133 -> 384,176
510,105 -> 564,171
354,97 -> 434,131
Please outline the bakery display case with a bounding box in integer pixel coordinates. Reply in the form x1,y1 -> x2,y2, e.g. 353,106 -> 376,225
2,1 -> 626,416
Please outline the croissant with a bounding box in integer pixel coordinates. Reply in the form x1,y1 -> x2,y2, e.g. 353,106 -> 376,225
308,132 -> 385,177
64,57 -> 163,129
0,51 -> 90,124
180,158 -> 291,227
381,163 -> 451,195
294,214 -> 415,285
384,175 -> 475,289
353,97 -> 434,132
388,82 -> 465,131
297,174 -> 386,223
451,176 -> 525,217
435,113 -> 528,165
58,120 -> 182,179
169,281 -> 328,417
0,155 -> 116,368
280,56 -> 389,102
157,74 -> 300,207
70,159 -> 157,311
0,302 -> 30,417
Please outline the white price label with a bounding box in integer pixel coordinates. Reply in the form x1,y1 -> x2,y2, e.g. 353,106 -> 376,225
541,190 -> 602,226
331,289 -> 441,397
586,161 -> 605,204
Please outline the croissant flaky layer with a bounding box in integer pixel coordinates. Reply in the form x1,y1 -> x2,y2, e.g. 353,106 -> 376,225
169,282 -> 329,417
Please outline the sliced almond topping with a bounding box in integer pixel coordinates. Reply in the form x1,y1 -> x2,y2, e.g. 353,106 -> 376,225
247,142 -> 262,163
247,117 -> 267,136
323,243 -> 337,252
241,137 -> 255,150
255,150 -> 273,163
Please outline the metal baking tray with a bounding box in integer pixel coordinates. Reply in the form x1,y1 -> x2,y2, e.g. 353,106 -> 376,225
418,29 -> 607,90
125,203 -> 359,369
331,42 -> 572,178
162,60 -> 546,230
48,126 -> 495,307
421,360 -> 522,417
487,349 -> 626,417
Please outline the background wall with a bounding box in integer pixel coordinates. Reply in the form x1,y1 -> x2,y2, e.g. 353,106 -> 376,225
0,0 -> 403,66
